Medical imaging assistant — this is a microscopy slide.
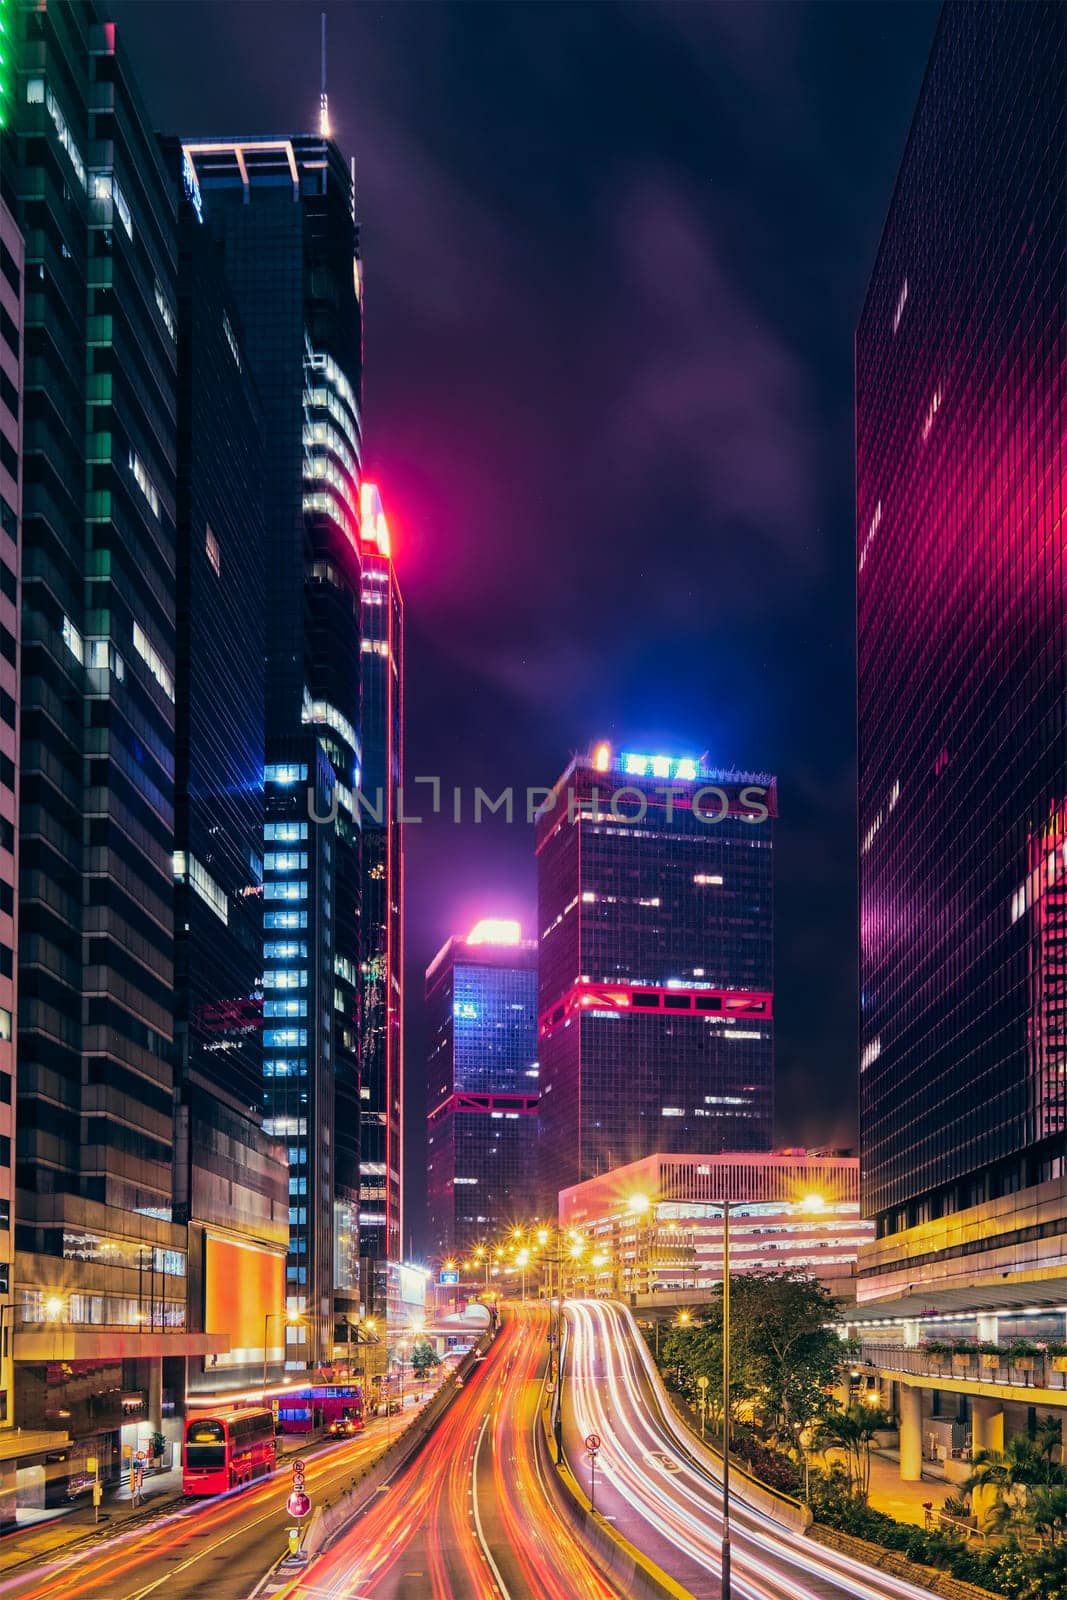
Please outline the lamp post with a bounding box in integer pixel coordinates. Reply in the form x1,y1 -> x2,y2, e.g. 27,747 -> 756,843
721,1199 -> 733,1600
263,1311 -> 303,1401
697,1374 -> 709,1438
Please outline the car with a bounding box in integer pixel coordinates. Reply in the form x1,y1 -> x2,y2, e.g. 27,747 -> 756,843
385,1398 -> 403,1415
326,1416 -> 360,1437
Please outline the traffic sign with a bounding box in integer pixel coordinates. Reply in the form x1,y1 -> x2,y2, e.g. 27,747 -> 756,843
440,1270 -> 459,1286
286,1490 -> 311,1518
291,1459 -> 307,1473
135,1450 -> 147,1462
585,1432 -> 601,1452
292,1473 -> 306,1490
696,1376 -> 710,1390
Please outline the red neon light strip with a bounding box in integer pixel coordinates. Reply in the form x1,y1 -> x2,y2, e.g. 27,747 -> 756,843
538,980 -> 773,1040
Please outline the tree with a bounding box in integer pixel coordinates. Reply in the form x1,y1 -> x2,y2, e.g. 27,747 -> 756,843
670,1274 -> 845,1435
817,1405 -> 889,1499
411,1339 -> 440,1380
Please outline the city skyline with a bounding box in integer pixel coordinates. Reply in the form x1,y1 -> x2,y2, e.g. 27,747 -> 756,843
1,3 -> 1065,1596
107,1 -> 942,1252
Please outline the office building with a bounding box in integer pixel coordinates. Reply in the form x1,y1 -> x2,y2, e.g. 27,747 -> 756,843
857,0 -> 1067,1298
537,743 -> 776,1203
560,1151 -> 874,1301
426,920 -> 539,1256
167,149 -> 289,1401
182,134 -> 364,1365
358,483 -> 403,1269
0,195 -> 22,1473
2,4 -> 221,1487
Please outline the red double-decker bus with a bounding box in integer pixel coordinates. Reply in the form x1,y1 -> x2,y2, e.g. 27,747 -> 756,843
183,1408 -> 277,1495
277,1383 -> 365,1435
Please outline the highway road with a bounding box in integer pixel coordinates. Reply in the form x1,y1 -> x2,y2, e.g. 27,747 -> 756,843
0,1406 -> 423,1600
287,1307 -> 621,1600
564,1298 -> 947,1600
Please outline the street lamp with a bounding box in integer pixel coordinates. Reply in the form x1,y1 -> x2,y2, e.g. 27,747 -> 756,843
263,1311 -> 304,1399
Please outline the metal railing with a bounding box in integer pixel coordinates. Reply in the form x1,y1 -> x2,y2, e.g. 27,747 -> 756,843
860,1342 -> 1067,1390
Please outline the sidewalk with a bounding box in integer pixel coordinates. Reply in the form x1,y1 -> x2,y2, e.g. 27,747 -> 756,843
866,1448 -> 952,1528
0,1391 -> 445,1574
0,1432 -> 317,1573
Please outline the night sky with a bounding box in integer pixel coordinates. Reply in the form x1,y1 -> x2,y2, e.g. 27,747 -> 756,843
112,0 -> 938,1252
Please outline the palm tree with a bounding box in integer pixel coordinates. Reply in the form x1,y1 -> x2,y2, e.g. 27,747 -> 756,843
818,1406 -> 887,1499
1027,1485 -> 1067,1546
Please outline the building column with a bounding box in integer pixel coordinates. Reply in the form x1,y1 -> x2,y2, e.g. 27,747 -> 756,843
899,1383 -> 923,1481
971,1395 -> 1004,1456
148,1358 -> 163,1436
977,1314 -> 999,1344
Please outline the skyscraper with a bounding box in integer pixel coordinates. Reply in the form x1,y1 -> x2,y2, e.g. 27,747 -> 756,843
182,134 -> 364,1365
0,193 -> 22,1453
425,921 -> 539,1256
536,744 -> 776,1202
166,147 -> 288,1401
857,1 -> 1067,1293
3,3 -> 220,1463
358,484 -> 403,1268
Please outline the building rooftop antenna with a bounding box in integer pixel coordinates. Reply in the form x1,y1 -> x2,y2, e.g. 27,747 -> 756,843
319,11 -> 330,139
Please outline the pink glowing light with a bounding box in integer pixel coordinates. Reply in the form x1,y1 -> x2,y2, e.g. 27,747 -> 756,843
360,481 -> 392,558
466,918 -> 523,946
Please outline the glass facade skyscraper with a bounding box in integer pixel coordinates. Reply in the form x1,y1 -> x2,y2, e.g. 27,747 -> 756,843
358,484 -> 403,1266
0,193 -> 22,1459
166,149 -> 289,1403
1,2 -> 220,1467
858,2 -> 1067,1275
536,745 -> 776,1203
425,924 -> 539,1255
182,134 -> 365,1365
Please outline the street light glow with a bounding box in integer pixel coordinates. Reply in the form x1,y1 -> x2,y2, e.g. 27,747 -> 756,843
627,1193 -> 652,1216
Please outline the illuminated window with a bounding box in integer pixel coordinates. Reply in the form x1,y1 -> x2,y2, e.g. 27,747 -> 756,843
173,851 -> 228,926
154,280 -> 176,341
128,450 -> 160,518
264,763 -> 308,786
62,616 -> 84,665
265,911 -> 308,930
264,882 -> 307,902
264,822 -> 308,842
264,969 -> 307,990
132,620 -> 174,700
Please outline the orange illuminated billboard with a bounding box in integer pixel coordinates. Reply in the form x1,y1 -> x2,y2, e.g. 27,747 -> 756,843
204,1235 -> 285,1365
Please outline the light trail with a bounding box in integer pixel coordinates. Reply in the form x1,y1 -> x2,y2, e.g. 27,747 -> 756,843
289,1308 -> 622,1600
0,1418 -> 401,1600
565,1299 -> 949,1600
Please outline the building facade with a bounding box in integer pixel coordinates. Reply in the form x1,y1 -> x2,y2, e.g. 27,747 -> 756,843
358,483 -> 403,1269
857,0 -> 1067,1296
537,744 -> 776,1204
182,134 -> 365,1366
426,921 -> 539,1256
167,151 -> 289,1402
0,195 -> 22,1461
2,3 -> 223,1491
559,1151 -> 874,1300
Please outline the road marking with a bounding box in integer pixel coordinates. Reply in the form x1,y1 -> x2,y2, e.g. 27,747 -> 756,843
472,1410 -> 513,1600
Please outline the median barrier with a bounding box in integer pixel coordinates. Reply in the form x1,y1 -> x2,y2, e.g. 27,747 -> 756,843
301,1328 -> 495,1561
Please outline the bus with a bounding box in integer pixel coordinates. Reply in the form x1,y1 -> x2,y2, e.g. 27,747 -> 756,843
277,1383 -> 365,1436
182,1408 -> 277,1495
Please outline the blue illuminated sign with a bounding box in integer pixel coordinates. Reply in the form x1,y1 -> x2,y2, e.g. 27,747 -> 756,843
618,752 -> 700,781
439,1270 -> 459,1286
